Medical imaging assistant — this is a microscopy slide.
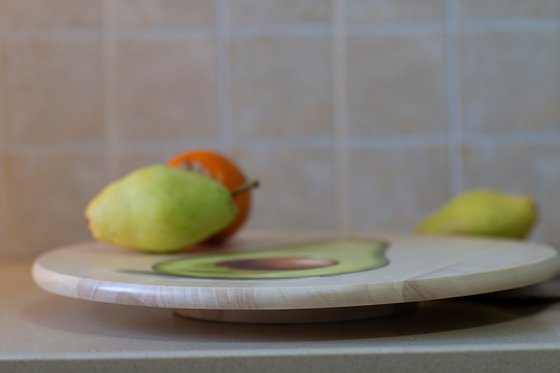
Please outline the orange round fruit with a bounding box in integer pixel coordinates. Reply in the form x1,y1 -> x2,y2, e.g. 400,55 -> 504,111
167,150 -> 253,243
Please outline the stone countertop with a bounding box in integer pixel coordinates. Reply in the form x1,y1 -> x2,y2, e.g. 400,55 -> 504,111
2,259 -> 560,372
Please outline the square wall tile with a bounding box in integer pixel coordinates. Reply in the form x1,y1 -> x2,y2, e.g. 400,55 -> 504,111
347,32 -> 446,136
458,0 -> 560,19
3,0 -> 103,31
229,0 -> 332,26
234,146 -> 338,231
114,0 -> 215,29
461,30 -> 560,133
346,145 -> 450,233
462,142 -> 560,245
117,36 -> 218,142
2,150 -> 108,258
346,0 -> 444,22
4,38 -> 104,144
231,34 -> 333,139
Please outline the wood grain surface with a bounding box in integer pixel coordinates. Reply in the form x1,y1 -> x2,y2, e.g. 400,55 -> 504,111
32,234 -> 560,311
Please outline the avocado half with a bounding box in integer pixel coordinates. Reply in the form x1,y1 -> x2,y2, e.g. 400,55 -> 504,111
153,238 -> 388,279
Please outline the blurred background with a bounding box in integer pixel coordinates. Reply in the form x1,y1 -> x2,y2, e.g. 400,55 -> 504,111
0,0 -> 558,258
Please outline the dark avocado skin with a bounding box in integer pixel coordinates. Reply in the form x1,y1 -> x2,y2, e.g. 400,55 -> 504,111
153,238 -> 389,279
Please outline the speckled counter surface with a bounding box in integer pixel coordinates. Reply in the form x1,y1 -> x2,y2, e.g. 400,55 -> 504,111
3,259 -> 560,373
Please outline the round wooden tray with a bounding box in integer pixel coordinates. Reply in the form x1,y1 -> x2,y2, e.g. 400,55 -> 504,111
32,235 -> 560,324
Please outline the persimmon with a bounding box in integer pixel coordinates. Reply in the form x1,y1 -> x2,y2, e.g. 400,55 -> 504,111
167,150 -> 258,243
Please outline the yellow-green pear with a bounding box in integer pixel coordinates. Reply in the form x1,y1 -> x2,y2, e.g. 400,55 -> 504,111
85,165 -> 237,253
414,189 -> 537,239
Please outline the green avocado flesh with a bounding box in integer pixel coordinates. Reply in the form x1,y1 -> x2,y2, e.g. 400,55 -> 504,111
152,239 -> 388,279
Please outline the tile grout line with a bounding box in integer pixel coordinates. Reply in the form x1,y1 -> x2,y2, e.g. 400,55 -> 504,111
4,130 -> 559,155
215,0 -> 234,153
332,0 -> 351,233
0,0 -> 7,253
1,19 -> 556,41
18,18 -> 550,37
445,0 -> 463,196
102,0 -> 120,180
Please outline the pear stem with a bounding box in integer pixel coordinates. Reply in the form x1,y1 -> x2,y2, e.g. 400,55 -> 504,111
232,180 -> 260,198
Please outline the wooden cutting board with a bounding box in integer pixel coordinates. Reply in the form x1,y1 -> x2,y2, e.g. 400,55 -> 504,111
32,235 -> 560,323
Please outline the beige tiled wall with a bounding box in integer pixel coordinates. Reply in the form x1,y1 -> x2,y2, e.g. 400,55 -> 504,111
0,0 -> 558,258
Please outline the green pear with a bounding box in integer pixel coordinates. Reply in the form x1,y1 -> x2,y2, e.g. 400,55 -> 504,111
414,189 -> 537,239
86,165 -> 237,253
